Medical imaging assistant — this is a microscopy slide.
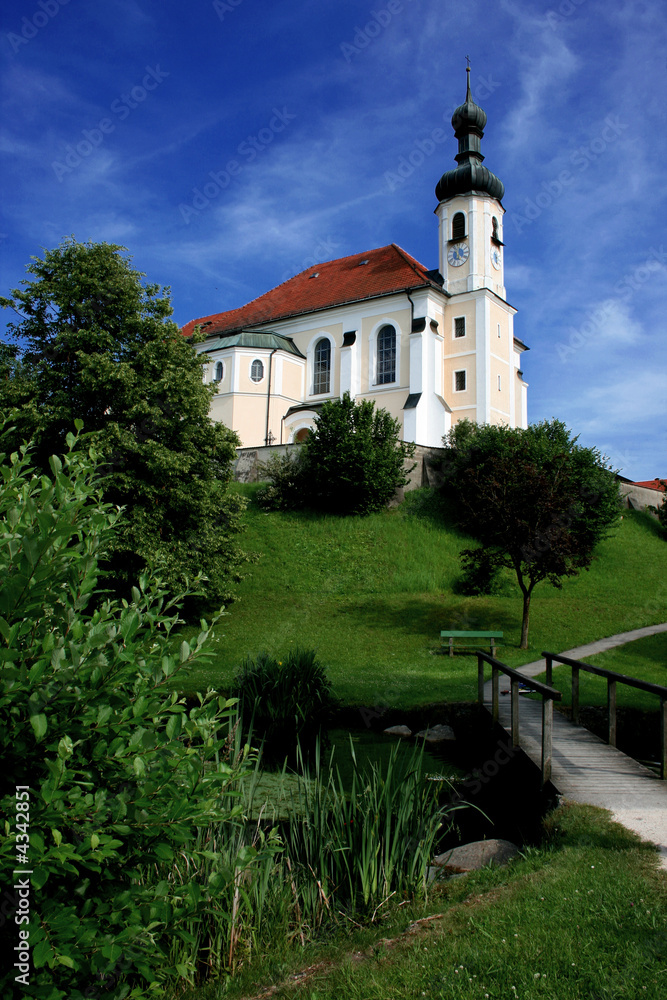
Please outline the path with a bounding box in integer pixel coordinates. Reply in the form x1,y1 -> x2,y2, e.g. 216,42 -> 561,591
483,623 -> 667,869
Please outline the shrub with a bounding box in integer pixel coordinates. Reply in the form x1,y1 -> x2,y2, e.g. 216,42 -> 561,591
303,393 -> 416,515
0,422 -> 262,997
232,649 -> 336,767
257,394 -> 415,515
255,450 -> 307,511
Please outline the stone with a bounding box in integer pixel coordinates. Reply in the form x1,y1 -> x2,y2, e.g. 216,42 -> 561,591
234,450 -> 258,482
432,838 -> 520,876
384,725 -> 412,737
415,724 -> 456,743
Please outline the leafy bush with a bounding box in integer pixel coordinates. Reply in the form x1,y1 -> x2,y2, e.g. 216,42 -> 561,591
0,422 -> 264,997
232,649 -> 336,767
257,394 -> 415,515
255,450 -> 307,511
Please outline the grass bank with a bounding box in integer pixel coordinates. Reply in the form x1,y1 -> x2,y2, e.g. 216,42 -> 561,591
181,802 -> 667,1000
178,488 -> 666,709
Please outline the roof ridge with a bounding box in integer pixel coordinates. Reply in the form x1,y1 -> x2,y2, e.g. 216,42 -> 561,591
390,242 -> 431,278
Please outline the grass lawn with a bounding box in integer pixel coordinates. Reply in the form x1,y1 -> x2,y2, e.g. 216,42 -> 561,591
182,802 -> 667,1000
177,487 -> 667,710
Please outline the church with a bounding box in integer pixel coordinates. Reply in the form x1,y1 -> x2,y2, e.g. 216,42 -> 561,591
182,69 -> 529,448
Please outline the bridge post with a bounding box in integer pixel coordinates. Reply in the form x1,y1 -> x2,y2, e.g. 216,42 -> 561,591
511,678 -> 520,748
572,665 -> 580,724
545,654 -> 553,687
477,654 -> 485,705
542,696 -> 553,786
660,698 -> 666,780
492,666 -> 499,722
607,679 -> 617,747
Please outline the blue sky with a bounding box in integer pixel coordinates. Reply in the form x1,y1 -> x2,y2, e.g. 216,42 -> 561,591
1,0 -> 665,479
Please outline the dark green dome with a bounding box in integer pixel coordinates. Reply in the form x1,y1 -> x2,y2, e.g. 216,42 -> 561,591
451,95 -> 487,134
436,161 -> 504,202
435,65 -> 504,204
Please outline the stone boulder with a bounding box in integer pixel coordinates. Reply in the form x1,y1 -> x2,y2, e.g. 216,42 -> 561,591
432,838 -> 520,876
383,725 -> 412,737
415,724 -> 456,743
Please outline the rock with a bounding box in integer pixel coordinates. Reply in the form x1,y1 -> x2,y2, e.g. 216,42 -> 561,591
432,838 -> 520,876
384,725 -> 412,737
415,724 -> 456,743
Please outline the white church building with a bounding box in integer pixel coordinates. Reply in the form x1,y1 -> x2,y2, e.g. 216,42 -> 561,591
182,69 -> 529,448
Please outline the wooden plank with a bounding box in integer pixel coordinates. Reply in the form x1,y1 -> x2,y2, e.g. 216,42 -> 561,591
511,679 -> 520,748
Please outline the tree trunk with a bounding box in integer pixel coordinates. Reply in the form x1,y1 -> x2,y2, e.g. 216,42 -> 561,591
520,588 -> 531,649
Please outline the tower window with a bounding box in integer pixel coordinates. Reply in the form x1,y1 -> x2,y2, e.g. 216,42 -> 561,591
250,359 -> 264,383
376,324 -> 396,384
492,217 -> 499,239
454,317 -> 466,338
454,370 -> 466,392
452,212 -> 466,240
498,374 -> 502,391
213,361 -> 223,382
313,338 -> 331,394
497,323 -> 501,338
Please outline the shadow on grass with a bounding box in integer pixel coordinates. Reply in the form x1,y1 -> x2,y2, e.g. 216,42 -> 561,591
338,595 -> 518,642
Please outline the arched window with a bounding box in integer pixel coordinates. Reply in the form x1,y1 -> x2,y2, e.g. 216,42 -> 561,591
376,325 -> 396,384
452,212 -> 466,240
250,359 -> 264,383
213,361 -> 223,382
313,338 -> 331,394
492,216 -> 499,240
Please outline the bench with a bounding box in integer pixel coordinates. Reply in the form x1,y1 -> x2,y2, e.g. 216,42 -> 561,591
440,630 -> 503,657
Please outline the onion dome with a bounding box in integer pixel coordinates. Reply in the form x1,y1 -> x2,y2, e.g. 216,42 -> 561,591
435,65 -> 504,203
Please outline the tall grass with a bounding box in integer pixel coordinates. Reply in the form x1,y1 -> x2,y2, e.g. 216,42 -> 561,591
138,730 -> 464,989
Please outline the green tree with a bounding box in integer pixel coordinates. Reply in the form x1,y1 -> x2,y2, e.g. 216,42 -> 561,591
441,419 -> 620,648
260,393 -> 415,515
0,238 -> 246,609
0,424 -> 269,996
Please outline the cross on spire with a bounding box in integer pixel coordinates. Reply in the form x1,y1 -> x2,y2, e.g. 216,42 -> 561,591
465,54 -> 471,69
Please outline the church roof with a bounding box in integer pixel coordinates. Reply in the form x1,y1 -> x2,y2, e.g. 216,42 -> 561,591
182,244 -> 442,338
202,330 -> 304,356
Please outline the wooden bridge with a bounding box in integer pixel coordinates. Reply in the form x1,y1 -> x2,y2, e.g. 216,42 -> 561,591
478,626 -> 667,869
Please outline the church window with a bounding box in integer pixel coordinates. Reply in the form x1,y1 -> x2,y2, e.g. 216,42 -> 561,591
250,359 -> 264,383
454,317 -> 466,338
376,324 -> 396,384
498,374 -> 502,391
313,338 -> 331,394
452,212 -> 466,240
492,217 -> 499,239
454,369 -> 466,392
213,361 -> 223,382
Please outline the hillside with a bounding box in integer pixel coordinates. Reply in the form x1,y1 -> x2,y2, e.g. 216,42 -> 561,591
179,487 -> 666,707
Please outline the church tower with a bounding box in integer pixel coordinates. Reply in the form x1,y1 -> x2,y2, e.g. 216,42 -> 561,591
435,66 -> 527,428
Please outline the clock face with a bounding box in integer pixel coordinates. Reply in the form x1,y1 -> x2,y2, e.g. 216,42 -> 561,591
491,247 -> 502,270
447,242 -> 469,267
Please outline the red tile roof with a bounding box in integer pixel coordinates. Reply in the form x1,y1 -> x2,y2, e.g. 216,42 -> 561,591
633,479 -> 666,492
181,244 -> 440,338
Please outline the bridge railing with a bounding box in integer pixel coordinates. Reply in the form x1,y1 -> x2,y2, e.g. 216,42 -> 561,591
542,651 -> 667,779
476,651 -> 562,786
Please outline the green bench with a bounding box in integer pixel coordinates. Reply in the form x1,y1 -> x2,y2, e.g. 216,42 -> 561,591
440,630 -> 503,657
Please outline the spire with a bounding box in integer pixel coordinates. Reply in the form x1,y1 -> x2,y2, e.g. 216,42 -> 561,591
435,63 -> 504,203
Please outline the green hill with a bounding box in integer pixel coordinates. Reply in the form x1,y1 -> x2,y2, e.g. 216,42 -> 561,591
179,486 -> 666,708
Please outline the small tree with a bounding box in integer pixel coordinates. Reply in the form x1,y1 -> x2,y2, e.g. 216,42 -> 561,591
442,419 -> 620,648
0,238 -> 246,610
263,393 -> 414,515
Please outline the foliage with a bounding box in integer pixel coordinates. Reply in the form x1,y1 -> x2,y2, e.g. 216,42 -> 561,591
0,426 -> 267,998
441,419 -> 621,647
257,394 -> 415,515
655,481 -> 667,532
255,450 -> 307,511
231,649 -> 337,767
0,238 -> 247,610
